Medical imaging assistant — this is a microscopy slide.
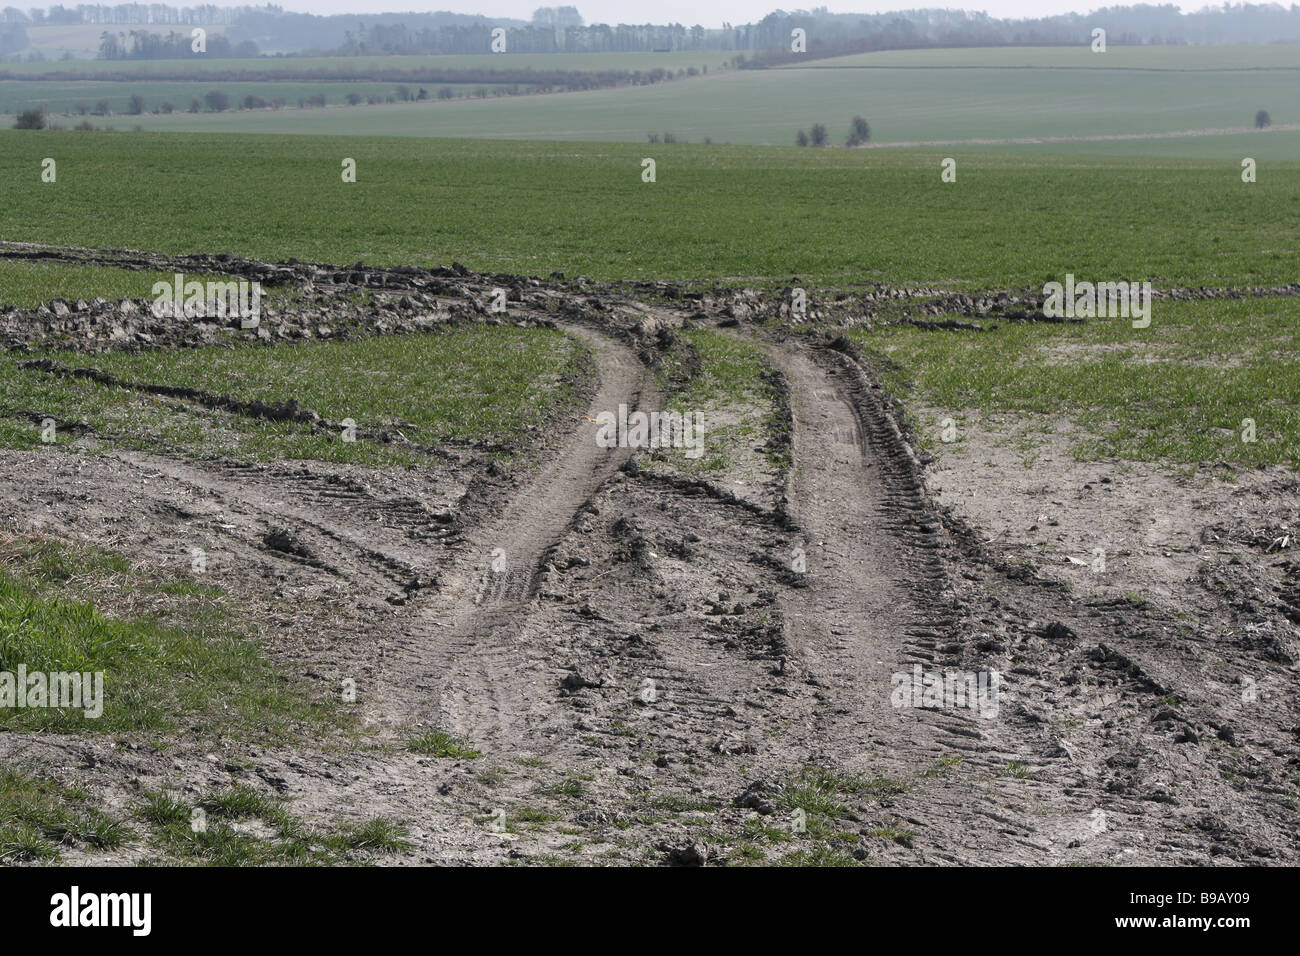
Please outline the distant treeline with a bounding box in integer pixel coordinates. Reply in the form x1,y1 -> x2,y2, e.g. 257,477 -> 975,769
1,4 -> 275,26
0,63 -> 695,91
6,3 -> 1300,59
242,5 -> 1300,54
96,28 -> 258,58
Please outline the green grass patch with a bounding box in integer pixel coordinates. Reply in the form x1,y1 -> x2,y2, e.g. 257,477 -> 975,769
0,260 -> 186,308
0,534 -> 340,739
655,327 -> 785,474
141,783 -> 410,865
857,297 -> 1300,468
407,728 -> 482,759
0,325 -> 589,464
0,764 -> 133,862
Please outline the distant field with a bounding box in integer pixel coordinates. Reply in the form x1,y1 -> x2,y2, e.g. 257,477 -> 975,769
0,80 -> 491,116
12,23 -> 229,60
0,131 -> 1294,288
0,51 -> 733,77
82,44 -> 1296,157
786,43 -> 1300,70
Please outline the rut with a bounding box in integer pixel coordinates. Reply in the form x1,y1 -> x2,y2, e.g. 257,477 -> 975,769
367,324 -> 658,741
762,340 -> 1057,861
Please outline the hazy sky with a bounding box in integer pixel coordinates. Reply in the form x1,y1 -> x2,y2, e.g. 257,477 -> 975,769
266,3 -> 1188,28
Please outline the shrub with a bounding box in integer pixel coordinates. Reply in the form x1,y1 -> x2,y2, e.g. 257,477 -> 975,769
13,108 -> 43,129
846,116 -> 870,146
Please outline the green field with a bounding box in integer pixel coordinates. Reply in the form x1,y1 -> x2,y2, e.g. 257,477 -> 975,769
0,324 -> 587,463
0,50 -> 732,77
1,131 -> 1294,289
36,43 -> 1288,157
859,296 -> 1300,469
784,43 -> 1300,70
0,260 -> 186,307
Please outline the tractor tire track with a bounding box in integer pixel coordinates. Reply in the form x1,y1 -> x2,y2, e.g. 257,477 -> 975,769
368,324 -> 658,743
762,338 -> 1058,860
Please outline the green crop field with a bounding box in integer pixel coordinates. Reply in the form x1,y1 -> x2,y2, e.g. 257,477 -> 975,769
0,260 -> 186,307
0,50 -> 733,78
1,131 -> 1294,289
44,42 -> 1291,158
0,324 -> 586,463
783,43 -> 1300,70
858,296 -> 1300,469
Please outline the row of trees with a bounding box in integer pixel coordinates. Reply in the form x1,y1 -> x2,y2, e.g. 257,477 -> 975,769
10,4 -> 1300,55
797,117 -> 871,148
3,5 -> 271,25
231,5 -> 1300,57
25,83 -> 519,118
97,28 -> 257,58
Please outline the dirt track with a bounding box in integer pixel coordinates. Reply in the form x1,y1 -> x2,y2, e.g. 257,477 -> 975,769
1,244 -> 1296,865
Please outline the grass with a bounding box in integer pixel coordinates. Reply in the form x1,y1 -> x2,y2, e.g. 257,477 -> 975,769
1,131 -> 1296,289
0,259 -> 189,308
138,783 -> 411,865
786,43 -> 1300,71
407,729 -> 482,759
533,778 -> 584,798
1,51 -> 732,78
0,534 -> 339,738
857,296 -> 1300,469
778,767 -> 910,818
0,765 -> 133,862
653,327 -> 785,474
0,325 -> 590,463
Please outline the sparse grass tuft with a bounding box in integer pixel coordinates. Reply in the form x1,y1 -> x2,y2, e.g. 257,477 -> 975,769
408,729 -> 482,759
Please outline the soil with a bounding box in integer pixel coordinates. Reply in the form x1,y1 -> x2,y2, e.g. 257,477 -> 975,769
2,242 -> 1296,866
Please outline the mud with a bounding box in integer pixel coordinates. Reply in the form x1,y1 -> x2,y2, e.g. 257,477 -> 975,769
1,243 -> 1295,866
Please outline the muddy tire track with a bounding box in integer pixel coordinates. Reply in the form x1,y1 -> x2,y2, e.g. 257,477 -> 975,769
368,324 -> 659,743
